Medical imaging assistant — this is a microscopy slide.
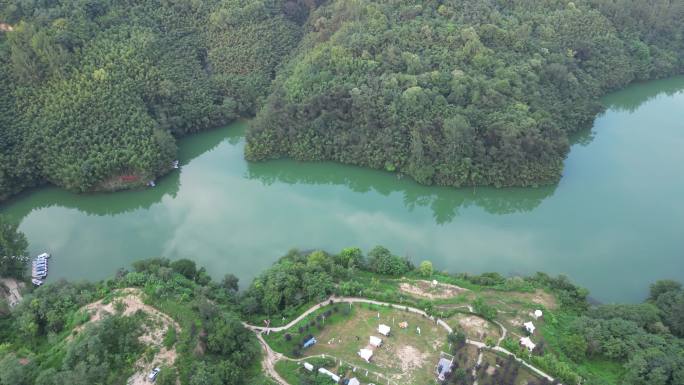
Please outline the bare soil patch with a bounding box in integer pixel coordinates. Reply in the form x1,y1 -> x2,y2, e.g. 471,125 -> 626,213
396,345 -> 429,372
0,278 -> 24,308
448,313 -> 501,343
399,280 -> 468,299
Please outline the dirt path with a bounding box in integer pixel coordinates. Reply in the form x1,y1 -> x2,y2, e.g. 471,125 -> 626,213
250,328 -> 289,385
0,278 -> 23,307
245,296 -> 557,384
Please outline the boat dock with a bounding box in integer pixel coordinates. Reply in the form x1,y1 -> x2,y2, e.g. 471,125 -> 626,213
31,252 -> 51,286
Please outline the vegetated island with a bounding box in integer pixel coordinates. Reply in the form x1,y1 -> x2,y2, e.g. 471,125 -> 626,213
1,0 -> 683,202
1,217 -> 683,385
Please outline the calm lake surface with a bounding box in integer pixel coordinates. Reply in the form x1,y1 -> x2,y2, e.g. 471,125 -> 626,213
2,77 -> 683,303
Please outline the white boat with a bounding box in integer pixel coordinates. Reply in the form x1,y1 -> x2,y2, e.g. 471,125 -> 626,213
172,160 -> 180,169
36,253 -> 50,259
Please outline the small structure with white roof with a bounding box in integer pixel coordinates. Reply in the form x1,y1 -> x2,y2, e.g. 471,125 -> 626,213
378,324 -> 391,336
358,348 -> 373,362
303,362 -> 314,372
348,378 -> 361,385
523,321 -> 535,334
533,309 -> 543,319
435,357 -> 453,381
318,368 -> 340,382
520,336 -> 536,352
369,335 -> 382,347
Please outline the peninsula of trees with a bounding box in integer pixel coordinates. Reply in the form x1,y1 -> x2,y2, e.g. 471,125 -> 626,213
1,0 -> 683,201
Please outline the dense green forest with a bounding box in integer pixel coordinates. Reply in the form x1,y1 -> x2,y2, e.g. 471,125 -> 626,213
246,0 -> 684,187
0,0 -> 308,200
1,0 -> 683,200
0,259 -> 268,385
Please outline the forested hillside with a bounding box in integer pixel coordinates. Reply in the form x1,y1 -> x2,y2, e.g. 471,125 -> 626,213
1,0 -> 683,199
0,0 -> 310,200
246,0 -> 684,187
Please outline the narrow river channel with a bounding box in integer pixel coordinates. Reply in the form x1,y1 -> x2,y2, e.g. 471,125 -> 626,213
2,77 -> 683,303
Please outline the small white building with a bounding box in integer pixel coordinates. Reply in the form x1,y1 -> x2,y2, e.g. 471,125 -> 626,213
303,362 -> 314,372
520,336 -> 536,352
378,324 -> 391,336
524,321 -> 536,334
369,336 -> 382,347
533,310 -> 543,319
348,378 -> 361,385
358,348 -> 374,362
318,368 -> 340,382
435,357 -> 453,381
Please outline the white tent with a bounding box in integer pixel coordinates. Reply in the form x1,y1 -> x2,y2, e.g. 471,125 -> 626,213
378,324 -> 391,336
358,348 -> 374,362
520,337 -> 536,351
303,362 -> 314,372
348,378 -> 361,385
533,310 -> 543,319
369,336 -> 382,347
318,368 -> 340,382
524,321 -> 536,334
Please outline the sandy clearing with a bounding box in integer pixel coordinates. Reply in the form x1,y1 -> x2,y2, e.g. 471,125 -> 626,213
399,280 -> 468,299
396,345 -> 429,373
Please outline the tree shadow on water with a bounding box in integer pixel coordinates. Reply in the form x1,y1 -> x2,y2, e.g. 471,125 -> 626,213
246,159 -> 557,224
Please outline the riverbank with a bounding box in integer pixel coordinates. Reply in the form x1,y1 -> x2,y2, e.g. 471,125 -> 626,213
2,251 -> 683,385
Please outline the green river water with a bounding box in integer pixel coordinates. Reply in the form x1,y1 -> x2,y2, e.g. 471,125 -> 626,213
2,77 -> 683,303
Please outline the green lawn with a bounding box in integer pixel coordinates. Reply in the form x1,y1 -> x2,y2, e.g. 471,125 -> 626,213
266,302 -> 449,385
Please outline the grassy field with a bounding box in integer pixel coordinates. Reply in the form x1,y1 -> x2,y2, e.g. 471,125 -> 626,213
267,302 -> 450,385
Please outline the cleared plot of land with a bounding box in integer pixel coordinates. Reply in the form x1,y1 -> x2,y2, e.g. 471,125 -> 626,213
399,279 -> 468,300
447,313 -> 502,343
269,304 -> 449,385
475,351 -> 543,385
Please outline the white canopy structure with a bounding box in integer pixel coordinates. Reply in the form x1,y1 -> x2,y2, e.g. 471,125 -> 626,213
348,378 -> 361,385
520,336 -> 536,351
378,324 -> 391,336
318,368 -> 340,382
524,321 -> 536,334
369,336 -> 382,347
303,362 -> 314,372
533,310 -> 543,319
358,348 -> 374,362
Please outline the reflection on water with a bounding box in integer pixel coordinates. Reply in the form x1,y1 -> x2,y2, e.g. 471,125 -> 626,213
246,160 -> 557,223
603,76 -> 684,112
1,77 -> 683,303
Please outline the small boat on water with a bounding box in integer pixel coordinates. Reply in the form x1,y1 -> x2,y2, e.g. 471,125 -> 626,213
172,160 -> 180,169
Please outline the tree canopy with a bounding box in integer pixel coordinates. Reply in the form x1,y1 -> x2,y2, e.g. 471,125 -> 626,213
245,0 -> 684,187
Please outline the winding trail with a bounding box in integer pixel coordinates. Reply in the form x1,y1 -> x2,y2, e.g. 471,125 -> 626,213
244,296 -> 556,384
